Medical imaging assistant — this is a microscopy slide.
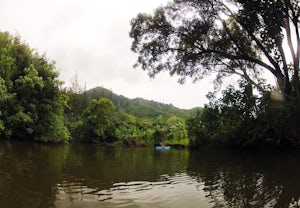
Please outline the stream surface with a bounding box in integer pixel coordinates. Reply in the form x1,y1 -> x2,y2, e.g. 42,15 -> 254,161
0,141 -> 299,208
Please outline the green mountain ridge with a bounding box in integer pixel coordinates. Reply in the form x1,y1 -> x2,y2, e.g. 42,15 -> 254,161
85,86 -> 198,121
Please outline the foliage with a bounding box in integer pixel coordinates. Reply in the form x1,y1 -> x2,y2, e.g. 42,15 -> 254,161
0,32 -> 69,142
63,89 -> 89,140
187,79 -> 300,147
167,121 -> 189,146
130,0 -> 300,100
62,84 -> 193,146
86,87 -> 194,121
115,121 -> 189,147
80,98 -> 116,143
254,96 -> 300,146
152,122 -> 189,146
187,80 -> 262,146
131,0 -> 300,147
0,31 -> 191,146
115,124 -> 155,146
186,108 -> 216,146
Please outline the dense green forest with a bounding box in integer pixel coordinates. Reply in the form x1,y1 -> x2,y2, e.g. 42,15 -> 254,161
85,86 -> 196,120
64,86 -> 195,146
0,32 -> 69,143
0,30 -> 194,146
1,0 -> 299,148
130,0 -> 300,148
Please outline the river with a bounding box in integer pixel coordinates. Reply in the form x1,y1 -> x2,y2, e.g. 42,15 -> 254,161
0,141 -> 299,208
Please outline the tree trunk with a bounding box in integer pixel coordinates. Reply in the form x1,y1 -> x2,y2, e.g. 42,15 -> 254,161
294,71 -> 300,99
276,74 -> 291,102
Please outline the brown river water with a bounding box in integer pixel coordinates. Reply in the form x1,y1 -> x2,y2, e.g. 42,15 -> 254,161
0,141 -> 299,208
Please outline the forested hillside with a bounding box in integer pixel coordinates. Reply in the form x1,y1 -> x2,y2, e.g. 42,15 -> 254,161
64,87 -> 196,146
86,86 -> 196,121
0,31 -> 199,146
63,86 -> 199,146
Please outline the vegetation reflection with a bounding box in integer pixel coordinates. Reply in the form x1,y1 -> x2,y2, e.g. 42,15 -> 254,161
188,149 -> 300,208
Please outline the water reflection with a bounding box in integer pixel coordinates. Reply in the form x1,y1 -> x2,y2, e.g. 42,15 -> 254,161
0,141 -> 66,208
0,141 -> 299,208
56,173 -> 210,208
188,148 -> 300,208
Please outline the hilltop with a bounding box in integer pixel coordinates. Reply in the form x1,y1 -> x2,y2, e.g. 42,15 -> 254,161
85,86 -> 199,122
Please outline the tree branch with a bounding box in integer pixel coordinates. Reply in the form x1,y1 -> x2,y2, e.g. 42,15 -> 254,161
220,2 -> 283,75
205,48 -> 277,75
283,0 -> 296,62
220,59 -> 266,93
284,0 -> 300,95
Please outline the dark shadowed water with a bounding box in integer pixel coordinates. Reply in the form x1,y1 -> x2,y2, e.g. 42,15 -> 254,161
0,141 -> 299,208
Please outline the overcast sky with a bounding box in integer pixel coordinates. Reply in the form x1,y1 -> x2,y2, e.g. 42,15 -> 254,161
0,0 -> 215,109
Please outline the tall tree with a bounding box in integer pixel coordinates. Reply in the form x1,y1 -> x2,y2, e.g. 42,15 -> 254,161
130,0 -> 300,100
81,98 -> 116,142
0,32 -> 69,142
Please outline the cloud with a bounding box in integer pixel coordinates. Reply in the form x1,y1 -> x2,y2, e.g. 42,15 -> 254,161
0,0 -> 211,109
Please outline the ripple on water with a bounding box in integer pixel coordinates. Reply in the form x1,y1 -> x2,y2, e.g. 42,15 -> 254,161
55,173 -> 211,208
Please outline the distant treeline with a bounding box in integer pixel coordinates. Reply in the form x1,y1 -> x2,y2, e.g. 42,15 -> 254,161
1,31 -> 300,148
0,32 -> 195,146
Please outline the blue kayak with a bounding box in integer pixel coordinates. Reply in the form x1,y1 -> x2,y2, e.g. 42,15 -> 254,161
155,146 -> 171,151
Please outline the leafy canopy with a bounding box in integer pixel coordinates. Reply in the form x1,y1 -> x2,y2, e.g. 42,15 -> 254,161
81,98 -> 116,142
130,0 -> 300,99
0,32 -> 69,142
